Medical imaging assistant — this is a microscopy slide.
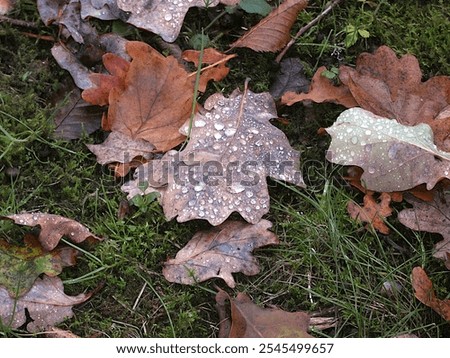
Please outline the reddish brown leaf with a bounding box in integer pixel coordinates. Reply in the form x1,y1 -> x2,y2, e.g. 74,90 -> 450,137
230,0 -> 308,52
398,191 -> 450,269
0,0 -> 15,14
0,276 -> 92,332
82,53 -> 130,107
411,267 -> 450,321
347,192 -> 393,234
1,213 -> 101,251
162,220 -> 279,288
281,66 -> 358,108
215,290 -> 312,338
183,48 -> 237,92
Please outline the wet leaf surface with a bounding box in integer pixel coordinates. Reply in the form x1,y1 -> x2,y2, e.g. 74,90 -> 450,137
122,84 -> 305,225
163,220 -> 279,288
0,276 -> 92,332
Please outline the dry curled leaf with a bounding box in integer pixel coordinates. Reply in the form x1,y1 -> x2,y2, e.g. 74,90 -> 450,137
398,191 -> 450,269
325,108 -> 450,192
347,192 -> 392,235
230,0 -> 308,52
162,220 -> 279,288
1,213 -> 101,251
411,267 -> 450,321
122,85 -> 305,225
0,276 -> 92,332
215,289 -> 312,338
281,66 -> 358,108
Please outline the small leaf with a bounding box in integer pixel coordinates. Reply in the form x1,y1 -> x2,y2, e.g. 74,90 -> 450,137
162,220 -> 279,288
0,276 -> 92,332
269,58 -> 310,100
357,29 -> 370,38
239,0 -> 272,16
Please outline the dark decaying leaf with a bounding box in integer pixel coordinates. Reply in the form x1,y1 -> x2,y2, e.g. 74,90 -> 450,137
0,235 -> 78,297
215,289 -> 312,338
162,220 -> 279,288
53,87 -> 102,140
122,85 -> 305,225
1,213 -> 101,251
269,58 -> 310,100
325,108 -> 450,192
0,276 -> 92,332
398,191 -> 450,269
411,267 -> 450,321
230,0 -> 308,52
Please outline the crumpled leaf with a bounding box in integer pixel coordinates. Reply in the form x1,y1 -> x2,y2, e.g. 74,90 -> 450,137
281,66 -> 358,108
347,192 -> 393,235
162,219 -> 279,288
269,58 -> 310,100
182,48 -> 237,93
122,85 -> 305,225
83,41 -> 195,152
398,191 -> 450,269
53,86 -> 102,140
116,0 -> 231,43
0,235 -> 78,297
411,267 -> 450,321
1,213 -> 101,251
0,276 -> 92,332
325,108 -> 450,192
230,0 -> 308,52
215,289 -> 312,338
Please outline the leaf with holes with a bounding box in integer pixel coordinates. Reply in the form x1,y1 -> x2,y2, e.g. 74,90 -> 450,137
0,276 -> 92,332
215,289 -> 312,337
0,235 -> 78,298
1,213 -> 101,251
122,84 -> 305,225
325,108 -> 450,192
162,219 -> 279,288
398,191 -> 450,269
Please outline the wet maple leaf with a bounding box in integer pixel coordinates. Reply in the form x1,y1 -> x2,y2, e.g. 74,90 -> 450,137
1,213 -> 101,251
325,108 -> 450,192
398,191 -> 450,269
0,276 -> 92,332
122,84 -> 305,225
162,220 -> 279,288
215,289 -> 312,338
230,0 -> 308,52
411,267 -> 450,321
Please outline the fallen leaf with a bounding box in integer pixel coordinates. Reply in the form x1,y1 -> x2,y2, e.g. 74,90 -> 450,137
182,48 -> 237,93
411,267 -> 450,321
0,0 -> 15,15
80,0 -> 123,21
45,327 -> 80,338
215,289 -> 312,338
269,58 -> 310,100
84,41 -> 195,152
0,276 -> 92,332
230,0 -> 308,52
0,235 -> 78,297
398,191 -> 450,269
281,66 -> 358,108
53,86 -> 102,140
162,220 -> 279,288
347,192 -> 392,234
325,108 -> 450,192
1,213 -> 101,251
122,84 -> 305,225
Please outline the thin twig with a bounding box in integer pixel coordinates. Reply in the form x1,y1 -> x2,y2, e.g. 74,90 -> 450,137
0,15 -> 38,29
276,0 -> 343,63
20,31 -> 55,42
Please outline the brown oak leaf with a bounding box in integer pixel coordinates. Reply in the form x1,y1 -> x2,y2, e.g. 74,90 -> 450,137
122,83 -> 305,225
398,191 -> 450,269
411,267 -> 450,321
162,220 -> 279,288
230,0 -> 308,52
215,289 -> 312,338
1,213 -> 101,251
0,276 -> 92,332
